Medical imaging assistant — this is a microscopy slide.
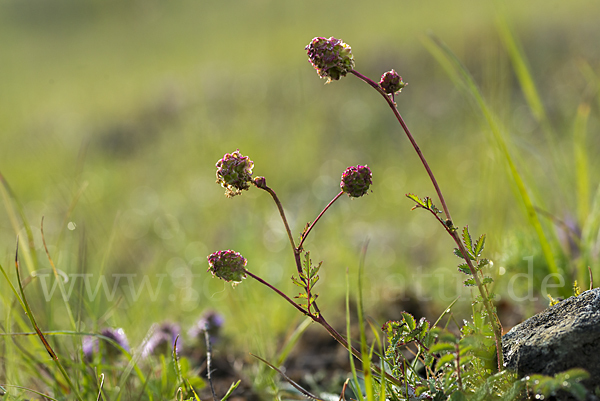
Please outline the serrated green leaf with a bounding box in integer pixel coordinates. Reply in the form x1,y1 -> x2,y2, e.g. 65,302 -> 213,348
418,318 -> 430,339
435,353 -> 456,371
453,248 -> 466,259
482,276 -> 494,285
478,258 -> 490,268
457,263 -> 471,275
406,193 -> 426,207
405,327 -> 425,342
463,278 -> 476,287
401,312 -> 416,331
462,226 -> 473,254
453,248 -> 475,261
310,263 -> 321,277
430,342 -> 456,354
474,234 -> 486,257
291,276 -> 304,287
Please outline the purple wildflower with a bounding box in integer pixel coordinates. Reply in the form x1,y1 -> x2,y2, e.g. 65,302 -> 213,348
188,310 -> 225,344
142,322 -> 181,358
83,327 -> 130,361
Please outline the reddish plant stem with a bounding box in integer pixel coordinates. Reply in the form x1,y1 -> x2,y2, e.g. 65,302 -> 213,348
351,69 -> 503,370
244,270 -> 309,315
246,269 -> 407,388
256,184 -> 303,274
298,191 -> 344,250
350,70 -> 451,222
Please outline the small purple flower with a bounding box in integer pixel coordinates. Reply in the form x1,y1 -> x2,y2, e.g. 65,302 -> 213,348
215,150 -> 254,197
305,37 -> 355,83
341,165 -> 372,198
142,322 -> 181,358
207,250 -> 247,285
188,310 -> 225,344
379,69 -> 406,95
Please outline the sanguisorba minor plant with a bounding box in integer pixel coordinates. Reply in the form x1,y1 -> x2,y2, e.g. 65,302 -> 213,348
207,37 -> 504,397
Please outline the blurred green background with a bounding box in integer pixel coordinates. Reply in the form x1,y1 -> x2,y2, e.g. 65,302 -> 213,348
1,0 -> 600,383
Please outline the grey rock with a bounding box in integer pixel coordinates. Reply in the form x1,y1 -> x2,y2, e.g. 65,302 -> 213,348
502,288 -> 600,397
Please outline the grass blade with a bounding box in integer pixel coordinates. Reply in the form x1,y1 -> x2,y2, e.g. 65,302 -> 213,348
251,354 -> 324,401
573,103 -> 591,225
13,240 -> 83,400
495,13 -> 555,138
346,267 -> 364,401
357,240 -> 374,401
423,34 -> 562,284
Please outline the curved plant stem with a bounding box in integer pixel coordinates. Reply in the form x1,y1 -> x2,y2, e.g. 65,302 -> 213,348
350,69 -> 504,370
350,70 -> 452,222
244,270 -> 308,315
255,184 -> 303,274
298,191 -> 344,250
246,268 -> 406,388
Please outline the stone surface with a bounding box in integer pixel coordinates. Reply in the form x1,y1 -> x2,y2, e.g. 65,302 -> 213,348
502,288 -> 600,394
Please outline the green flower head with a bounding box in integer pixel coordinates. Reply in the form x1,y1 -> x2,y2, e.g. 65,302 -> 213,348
215,150 -> 254,197
341,165 -> 372,198
207,250 -> 247,286
305,37 -> 355,83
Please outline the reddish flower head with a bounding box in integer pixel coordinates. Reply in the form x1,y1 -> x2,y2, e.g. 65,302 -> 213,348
207,250 -> 247,285
305,37 -> 355,83
341,165 -> 372,198
379,70 -> 406,95
215,150 -> 254,198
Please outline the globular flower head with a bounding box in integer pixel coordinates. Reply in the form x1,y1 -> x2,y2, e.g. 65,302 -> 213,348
341,165 -> 372,198
379,70 -> 406,95
216,150 -> 254,197
305,37 -> 355,83
141,322 -> 181,358
207,250 -> 247,285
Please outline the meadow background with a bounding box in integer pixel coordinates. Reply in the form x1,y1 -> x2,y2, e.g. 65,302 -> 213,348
1,0 -> 600,398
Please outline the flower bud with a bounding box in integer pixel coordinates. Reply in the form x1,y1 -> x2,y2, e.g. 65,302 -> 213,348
253,176 -> 267,189
379,70 -> 406,95
207,250 -> 247,285
305,37 -> 355,83
341,165 -> 372,198
215,150 -> 254,197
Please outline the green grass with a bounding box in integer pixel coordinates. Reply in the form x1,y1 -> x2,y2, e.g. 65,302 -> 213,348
1,0 -> 600,398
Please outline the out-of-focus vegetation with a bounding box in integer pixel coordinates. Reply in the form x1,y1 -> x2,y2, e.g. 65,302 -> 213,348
1,0 -> 600,398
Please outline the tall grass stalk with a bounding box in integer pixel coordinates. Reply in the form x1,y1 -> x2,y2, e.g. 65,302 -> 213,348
423,34 -> 563,289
